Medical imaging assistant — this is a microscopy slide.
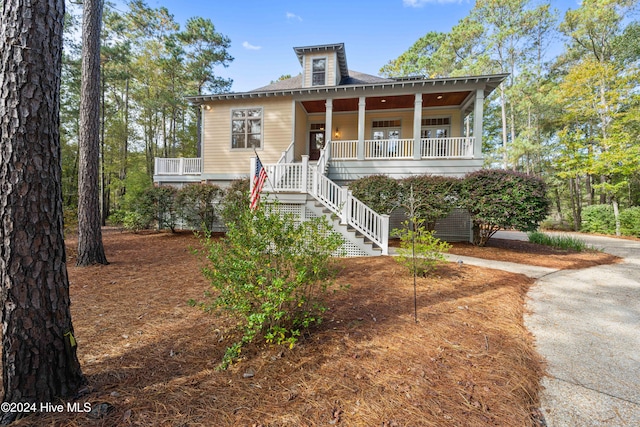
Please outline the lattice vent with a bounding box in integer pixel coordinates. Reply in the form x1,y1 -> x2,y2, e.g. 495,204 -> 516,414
304,206 -> 369,257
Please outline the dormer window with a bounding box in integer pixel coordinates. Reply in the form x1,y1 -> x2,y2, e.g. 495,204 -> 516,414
312,58 -> 326,86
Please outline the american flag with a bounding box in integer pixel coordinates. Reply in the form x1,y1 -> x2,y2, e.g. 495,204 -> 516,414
250,156 -> 268,210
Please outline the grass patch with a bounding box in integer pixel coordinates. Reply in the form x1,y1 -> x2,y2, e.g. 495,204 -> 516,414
527,231 -> 588,252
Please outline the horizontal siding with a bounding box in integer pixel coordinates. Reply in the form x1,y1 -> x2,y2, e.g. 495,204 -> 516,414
202,97 -> 293,175
303,52 -> 337,87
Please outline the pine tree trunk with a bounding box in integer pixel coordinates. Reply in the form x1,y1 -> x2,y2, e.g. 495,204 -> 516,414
77,0 -> 108,266
0,0 -> 86,422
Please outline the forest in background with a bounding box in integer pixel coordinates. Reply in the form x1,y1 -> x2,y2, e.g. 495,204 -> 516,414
59,0 -> 640,232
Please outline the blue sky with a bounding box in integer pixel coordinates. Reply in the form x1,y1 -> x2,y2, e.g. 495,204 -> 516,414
118,0 -> 580,93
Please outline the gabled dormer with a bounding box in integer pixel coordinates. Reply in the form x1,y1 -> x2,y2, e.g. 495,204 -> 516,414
294,43 -> 349,88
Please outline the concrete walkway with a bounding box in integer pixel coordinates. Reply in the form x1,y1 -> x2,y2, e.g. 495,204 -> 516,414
477,231 -> 640,426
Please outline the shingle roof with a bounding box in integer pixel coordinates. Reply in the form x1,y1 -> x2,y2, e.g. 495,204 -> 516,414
250,70 -> 393,93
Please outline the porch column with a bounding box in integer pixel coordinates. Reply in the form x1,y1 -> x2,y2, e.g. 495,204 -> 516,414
357,96 -> 366,160
413,93 -> 423,160
473,89 -> 485,158
325,98 -> 333,150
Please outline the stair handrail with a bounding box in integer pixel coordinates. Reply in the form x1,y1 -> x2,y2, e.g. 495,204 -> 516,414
310,166 -> 388,255
277,140 -> 295,164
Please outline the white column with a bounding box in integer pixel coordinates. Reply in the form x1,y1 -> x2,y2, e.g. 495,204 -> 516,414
473,89 -> 485,159
325,98 -> 333,150
357,96 -> 366,160
413,93 -> 423,160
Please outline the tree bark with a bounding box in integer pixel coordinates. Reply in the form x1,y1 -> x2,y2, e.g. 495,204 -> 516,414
77,0 -> 108,266
0,0 -> 86,421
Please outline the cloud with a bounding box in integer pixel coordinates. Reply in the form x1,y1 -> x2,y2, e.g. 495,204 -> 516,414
286,12 -> 302,21
242,41 -> 262,50
403,0 -> 462,6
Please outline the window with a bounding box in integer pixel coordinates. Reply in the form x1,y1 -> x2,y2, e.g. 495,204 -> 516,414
421,117 -> 450,138
312,58 -> 326,86
372,120 -> 401,157
231,108 -> 262,149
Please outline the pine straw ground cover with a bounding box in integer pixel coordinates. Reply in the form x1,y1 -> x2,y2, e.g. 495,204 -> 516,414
9,229 -> 617,427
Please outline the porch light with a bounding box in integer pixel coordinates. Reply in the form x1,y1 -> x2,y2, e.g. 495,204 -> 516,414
204,105 -> 212,110
436,95 -> 443,100
334,128 -> 340,138
380,99 -> 386,103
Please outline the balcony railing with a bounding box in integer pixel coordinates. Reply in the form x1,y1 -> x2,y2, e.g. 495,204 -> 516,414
154,157 -> 202,175
330,137 -> 474,160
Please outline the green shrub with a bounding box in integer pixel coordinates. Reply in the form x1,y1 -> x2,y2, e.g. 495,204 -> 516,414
620,206 -> 640,237
220,178 -> 250,226
460,169 -> 550,246
527,231 -> 587,252
581,204 -> 615,234
399,175 -> 460,230
177,183 -> 224,231
349,175 -> 400,214
393,219 -> 451,277
107,209 -> 128,226
194,204 -> 345,369
136,186 -> 179,232
122,211 -> 148,232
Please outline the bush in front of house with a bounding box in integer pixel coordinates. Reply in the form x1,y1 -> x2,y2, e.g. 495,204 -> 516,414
193,202 -> 345,370
399,175 -> 461,230
460,169 -> 550,246
177,183 -> 224,231
349,174 -> 401,214
135,186 -> 180,232
219,178 -> 250,226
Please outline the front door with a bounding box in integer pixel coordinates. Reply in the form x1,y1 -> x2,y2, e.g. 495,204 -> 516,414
309,130 -> 325,161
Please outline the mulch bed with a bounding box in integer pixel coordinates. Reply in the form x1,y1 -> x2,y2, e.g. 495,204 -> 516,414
6,229 -> 617,426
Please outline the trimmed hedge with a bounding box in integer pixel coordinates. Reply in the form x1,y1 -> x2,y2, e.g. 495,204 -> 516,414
460,169 -> 550,246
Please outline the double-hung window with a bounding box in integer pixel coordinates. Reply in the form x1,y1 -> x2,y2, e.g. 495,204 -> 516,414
312,58 -> 326,86
231,108 -> 262,149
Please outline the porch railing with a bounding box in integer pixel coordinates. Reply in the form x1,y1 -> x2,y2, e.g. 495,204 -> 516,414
331,140 -> 358,159
422,137 -> 473,158
330,137 -> 475,160
365,138 -> 414,159
154,157 -> 202,175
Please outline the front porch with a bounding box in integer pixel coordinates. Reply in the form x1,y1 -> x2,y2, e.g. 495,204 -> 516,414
153,135 -> 476,182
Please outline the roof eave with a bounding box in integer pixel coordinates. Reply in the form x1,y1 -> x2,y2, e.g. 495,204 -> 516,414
186,73 -> 510,105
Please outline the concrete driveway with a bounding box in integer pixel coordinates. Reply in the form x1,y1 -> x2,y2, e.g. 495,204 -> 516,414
495,231 -> 640,426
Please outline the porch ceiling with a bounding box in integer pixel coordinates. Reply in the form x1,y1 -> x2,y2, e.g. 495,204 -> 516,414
301,91 -> 471,113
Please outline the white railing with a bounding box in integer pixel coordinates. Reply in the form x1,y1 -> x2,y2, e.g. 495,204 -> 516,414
347,196 -> 389,248
421,137 -> 474,158
365,139 -> 414,159
331,140 -> 358,159
255,156 -> 389,255
264,162 -> 305,192
277,140 -> 295,164
329,137 -> 475,160
154,157 -> 202,175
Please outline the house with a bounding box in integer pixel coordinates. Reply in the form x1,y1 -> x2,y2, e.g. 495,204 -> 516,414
154,43 -> 507,256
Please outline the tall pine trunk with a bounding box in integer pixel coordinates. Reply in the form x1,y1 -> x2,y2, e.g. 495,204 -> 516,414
0,0 -> 86,422
77,0 -> 108,266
